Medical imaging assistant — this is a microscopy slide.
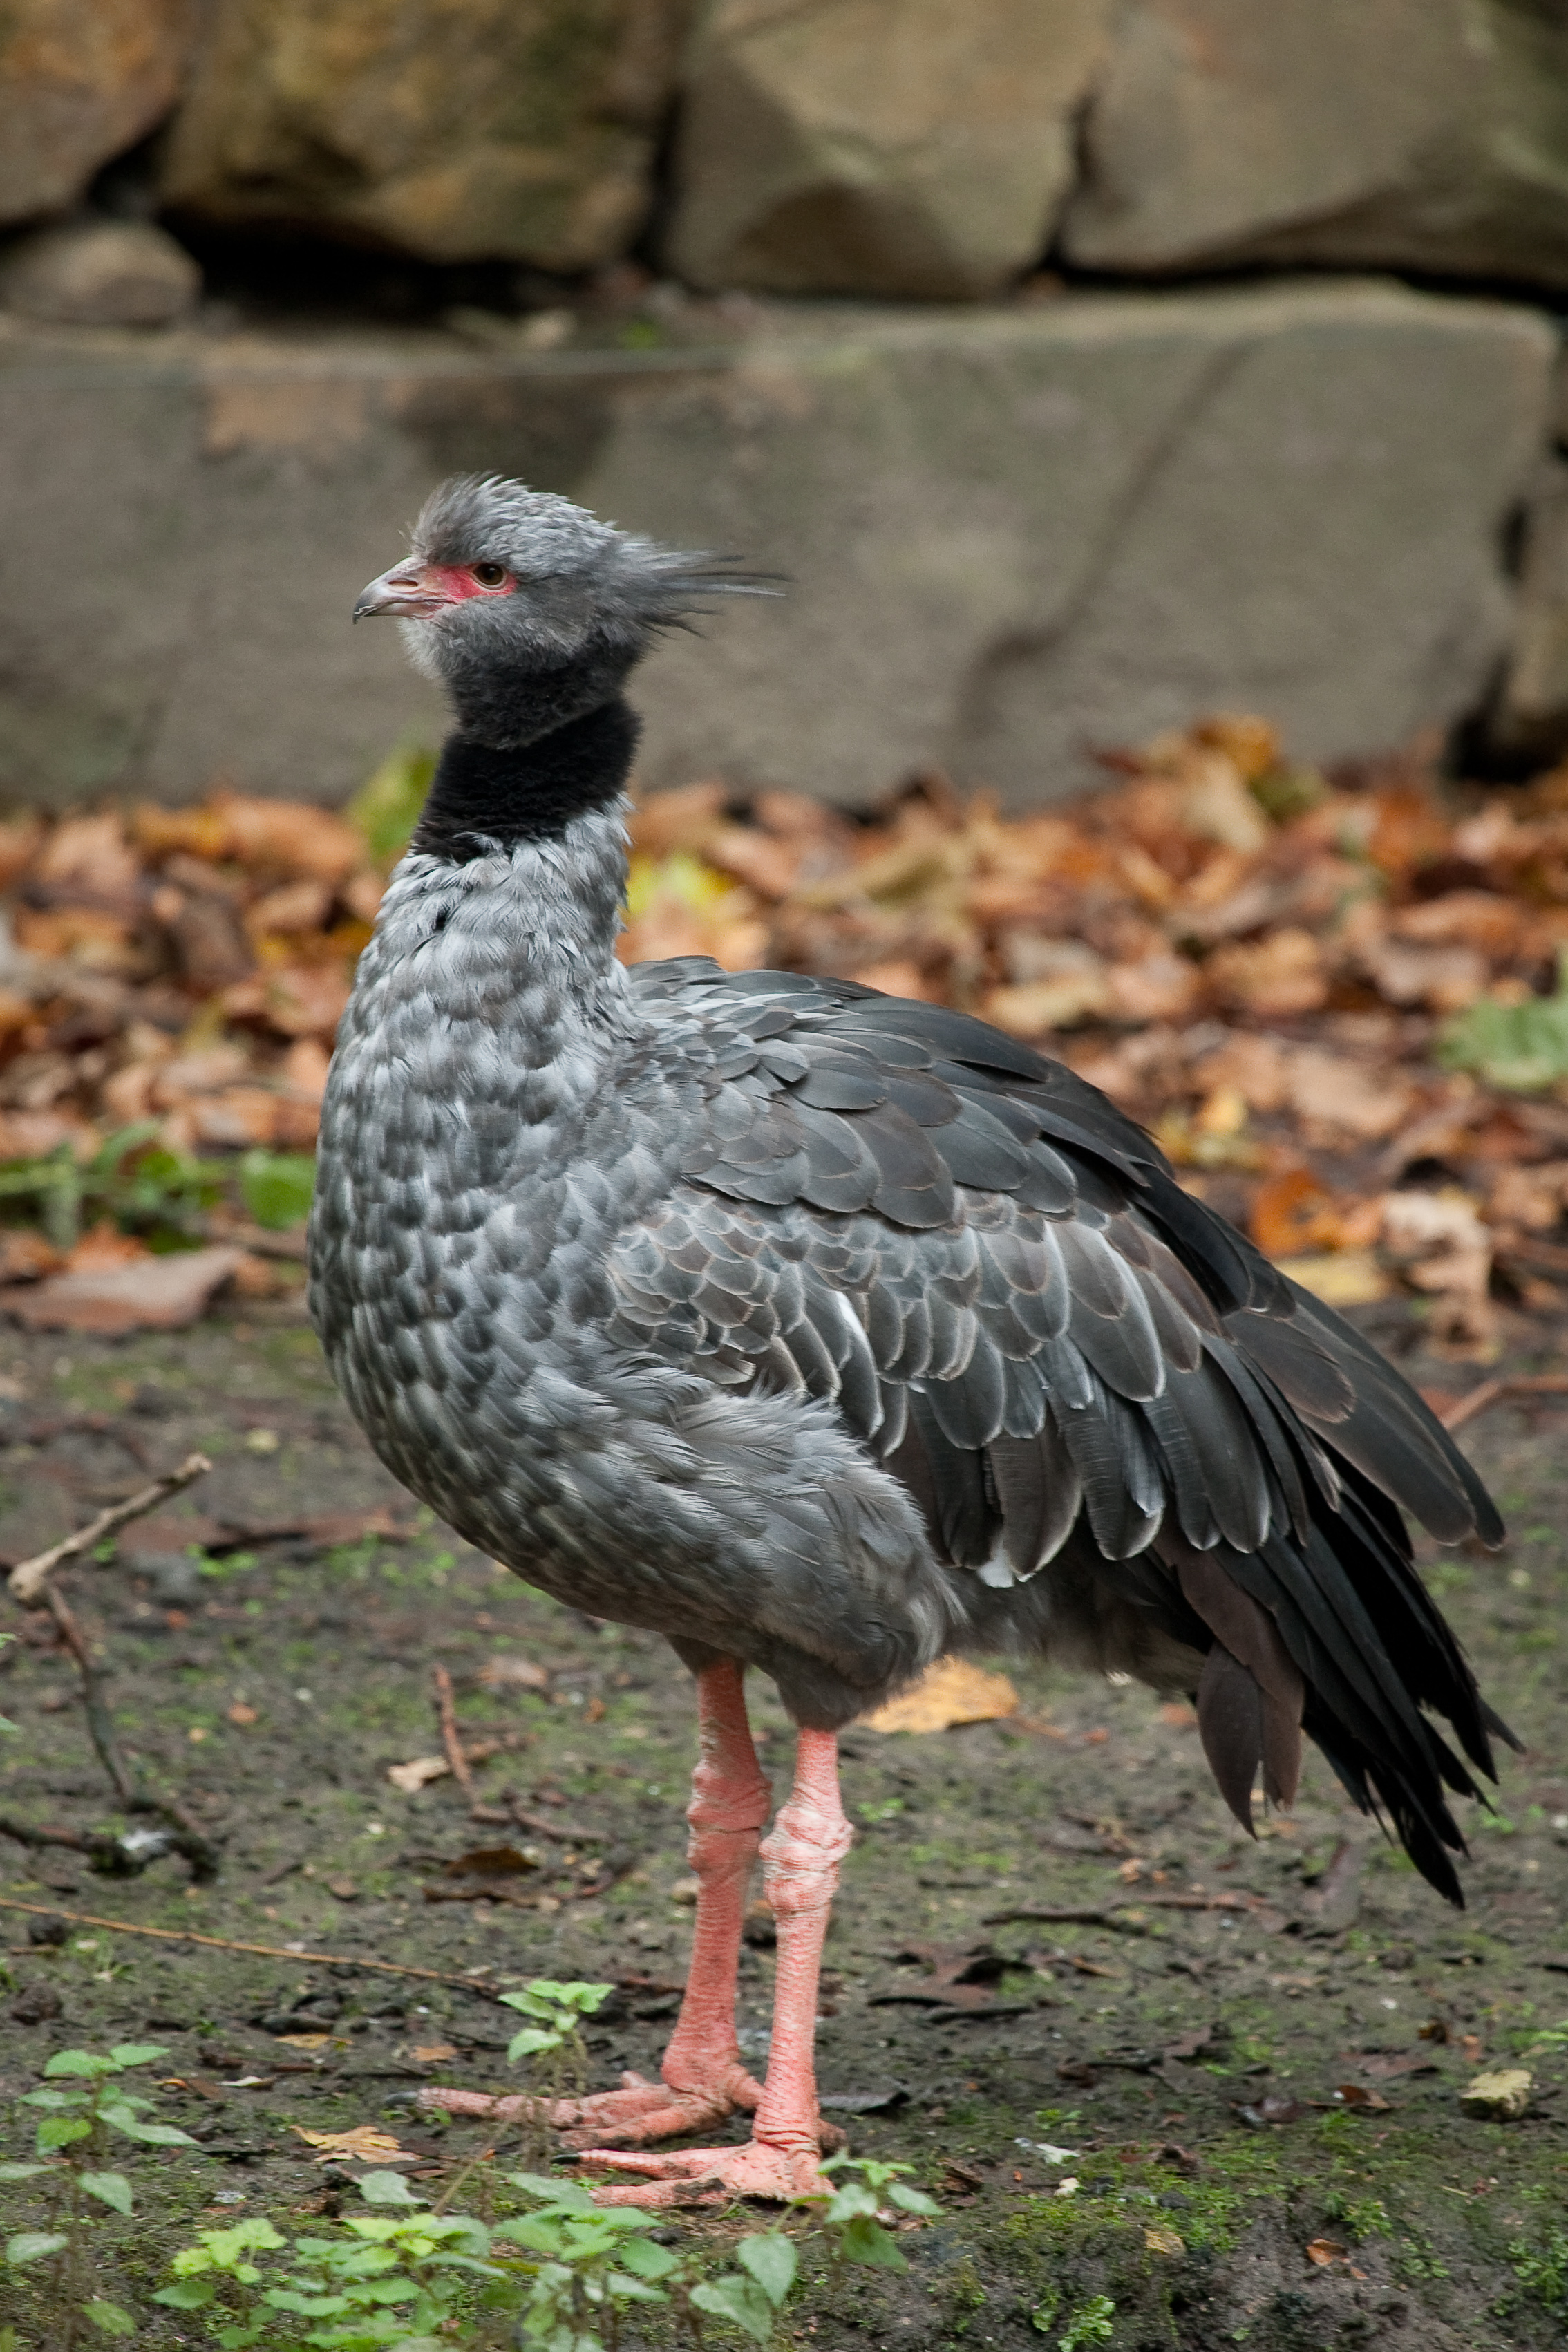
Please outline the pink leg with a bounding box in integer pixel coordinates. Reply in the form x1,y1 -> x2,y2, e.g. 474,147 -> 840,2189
422,1658 -> 771,2145
581,1725 -> 852,2205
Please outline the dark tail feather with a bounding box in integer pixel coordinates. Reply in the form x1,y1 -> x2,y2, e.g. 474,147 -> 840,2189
1175,1546 -> 1303,1828
1155,1460 -> 1511,1905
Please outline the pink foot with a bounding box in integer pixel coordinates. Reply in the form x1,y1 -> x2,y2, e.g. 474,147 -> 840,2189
549,2062 -> 762,2150
415,2071 -> 759,2143
578,2137 -> 833,2207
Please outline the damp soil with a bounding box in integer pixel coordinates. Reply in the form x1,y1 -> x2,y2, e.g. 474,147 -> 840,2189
0,1300 -> 1563,2349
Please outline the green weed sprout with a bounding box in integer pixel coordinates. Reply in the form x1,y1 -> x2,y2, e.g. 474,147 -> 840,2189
158,2168 -> 802,2351
3,2042 -> 197,2346
811,2153 -> 941,2272
496,1977 -> 613,2163
1058,2295 -> 1117,2351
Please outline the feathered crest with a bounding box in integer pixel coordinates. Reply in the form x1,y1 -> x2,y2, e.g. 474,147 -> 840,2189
413,473 -> 782,631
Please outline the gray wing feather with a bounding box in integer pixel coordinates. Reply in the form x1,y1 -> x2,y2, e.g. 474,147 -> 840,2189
612,963 -> 1501,1588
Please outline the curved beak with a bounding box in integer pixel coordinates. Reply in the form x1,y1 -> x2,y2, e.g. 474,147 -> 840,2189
352,562 -> 451,623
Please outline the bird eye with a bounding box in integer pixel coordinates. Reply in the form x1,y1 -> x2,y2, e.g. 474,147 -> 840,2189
471,561 -> 508,588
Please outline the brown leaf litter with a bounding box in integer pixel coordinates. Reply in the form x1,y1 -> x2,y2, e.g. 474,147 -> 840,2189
8,720 -> 1568,1352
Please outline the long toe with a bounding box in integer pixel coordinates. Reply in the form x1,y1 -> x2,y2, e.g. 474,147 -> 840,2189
578,2139 -> 835,2208
417,2083 -> 531,2121
553,2069 -> 762,2150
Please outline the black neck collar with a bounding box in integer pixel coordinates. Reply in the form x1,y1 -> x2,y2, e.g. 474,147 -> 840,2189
410,698 -> 640,862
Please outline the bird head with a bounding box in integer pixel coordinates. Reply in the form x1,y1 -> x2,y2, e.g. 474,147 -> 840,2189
354,473 -> 775,747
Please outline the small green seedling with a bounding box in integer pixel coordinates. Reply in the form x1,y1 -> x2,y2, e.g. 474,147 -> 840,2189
496,1977 -> 613,2164
4,2042 -> 196,2347
1058,2294 -> 1117,2351
810,2153 -> 941,2273
160,2168 -> 804,2351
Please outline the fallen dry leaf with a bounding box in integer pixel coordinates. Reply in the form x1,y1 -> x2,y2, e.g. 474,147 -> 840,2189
1381,1188 -> 1495,1355
226,1702 -> 258,1727
475,1655 -> 550,1693
1287,1049 -> 1413,1142
442,1845 -> 536,1879
0,1231 -> 61,1285
1305,2237 -> 1350,2266
290,2124 -> 419,2164
386,1755 -> 451,1794
6,1245 -> 244,1335
1207,927 -> 1328,1017
1460,2068 -> 1532,2119
1333,2083 -> 1392,2111
862,1659 -> 1020,1734
1271,1250 -> 1392,1308
411,2043 -> 457,2064
65,1223 -> 151,1272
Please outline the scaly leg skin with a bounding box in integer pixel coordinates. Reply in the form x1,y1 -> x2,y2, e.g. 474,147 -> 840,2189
420,1657 -> 771,2145
580,1724 -> 852,2205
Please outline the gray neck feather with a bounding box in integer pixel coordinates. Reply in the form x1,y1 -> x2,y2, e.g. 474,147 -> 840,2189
361,797 -> 639,1071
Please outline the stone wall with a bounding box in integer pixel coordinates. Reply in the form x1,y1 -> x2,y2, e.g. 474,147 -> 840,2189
0,283 -> 1550,811
3,2 -> 1568,801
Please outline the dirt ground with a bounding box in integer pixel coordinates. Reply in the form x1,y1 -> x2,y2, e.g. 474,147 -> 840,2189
0,1293 -> 1563,2349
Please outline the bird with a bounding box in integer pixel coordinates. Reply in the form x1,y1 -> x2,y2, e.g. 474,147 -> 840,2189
311,471 -> 1513,2205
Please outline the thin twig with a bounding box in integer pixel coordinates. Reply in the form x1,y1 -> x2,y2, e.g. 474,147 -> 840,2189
983,1892 -> 1264,1928
0,1892 -> 508,1997
8,1451 -> 212,1603
42,1584 -> 135,1807
5,1456 -> 222,1879
0,1812 -> 113,1861
509,1805 -> 605,1845
434,1664 -> 478,1809
1437,1374 -> 1568,1436
35,1577 -> 221,1881
0,1809 -> 180,1876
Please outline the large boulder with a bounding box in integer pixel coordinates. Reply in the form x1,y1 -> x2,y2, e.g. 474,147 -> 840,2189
1062,0 -> 1568,290
0,281 -> 1551,810
0,0 -> 194,229
665,0 -> 1111,299
159,0 -> 687,270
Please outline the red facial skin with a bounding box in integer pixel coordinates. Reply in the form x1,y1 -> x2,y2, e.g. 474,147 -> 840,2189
425,563 -> 516,605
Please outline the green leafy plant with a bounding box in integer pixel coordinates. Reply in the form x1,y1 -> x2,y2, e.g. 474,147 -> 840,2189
1058,2295 -> 1117,2351
346,742 -> 435,869
158,2167 -> 802,2351
1439,952 -> 1568,1091
0,1127 -> 229,1250
1504,2223 -> 1568,2313
3,2042 -> 197,2346
158,2171 -> 495,2349
238,1148 -> 317,1231
495,1977 -> 613,2163
812,2153 -> 940,2272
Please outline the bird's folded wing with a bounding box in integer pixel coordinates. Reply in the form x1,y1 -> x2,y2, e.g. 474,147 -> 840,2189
613,963 -> 1499,1567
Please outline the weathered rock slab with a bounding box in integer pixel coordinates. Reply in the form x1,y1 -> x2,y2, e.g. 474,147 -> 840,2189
0,0 -> 194,229
0,222 -> 200,328
1063,0 -> 1568,291
665,0 -> 1111,299
0,281 -> 1551,811
160,0 -> 688,271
